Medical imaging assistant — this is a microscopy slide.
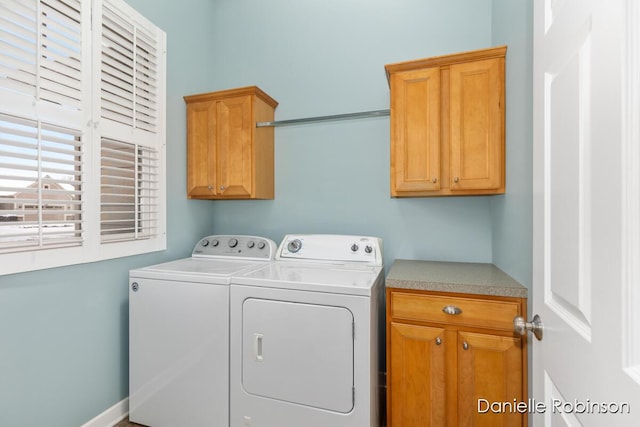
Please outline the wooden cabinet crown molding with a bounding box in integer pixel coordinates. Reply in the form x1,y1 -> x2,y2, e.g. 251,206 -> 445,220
385,45 -> 508,83
183,85 -> 279,109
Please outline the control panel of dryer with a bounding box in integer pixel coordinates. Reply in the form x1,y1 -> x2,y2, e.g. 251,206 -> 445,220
277,234 -> 383,266
192,235 -> 277,260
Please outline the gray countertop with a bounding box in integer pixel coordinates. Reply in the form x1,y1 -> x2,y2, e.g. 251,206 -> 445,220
386,259 -> 528,298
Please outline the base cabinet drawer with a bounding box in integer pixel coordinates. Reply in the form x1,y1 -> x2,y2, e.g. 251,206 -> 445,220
389,291 -> 521,331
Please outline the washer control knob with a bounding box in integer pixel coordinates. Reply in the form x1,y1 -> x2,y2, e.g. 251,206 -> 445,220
228,238 -> 238,248
247,241 -> 255,249
351,243 -> 359,252
211,239 -> 219,247
364,245 -> 373,254
287,239 -> 302,253
201,239 -> 209,247
257,241 -> 266,250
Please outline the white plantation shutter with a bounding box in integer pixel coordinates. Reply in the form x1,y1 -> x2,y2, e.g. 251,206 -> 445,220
100,0 -> 160,135
39,0 -> 83,110
134,26 -> 158,133
0,1 -> 38,99
0,0 -> 85,254
0,0 -> 165,275
0,114 -> 83,252
97,0 -> 164,245
0,0 -> 84,114
100,3 -> 134,127
100,138 -> 158,242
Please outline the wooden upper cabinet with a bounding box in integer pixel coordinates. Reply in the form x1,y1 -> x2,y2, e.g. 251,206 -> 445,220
386,46 -> 506,197
184,86 -> 278,199
390,67 -> 441,193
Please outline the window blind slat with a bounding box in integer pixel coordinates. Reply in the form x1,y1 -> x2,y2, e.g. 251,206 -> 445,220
0,112 -> 83,252
100,138 -> 158,242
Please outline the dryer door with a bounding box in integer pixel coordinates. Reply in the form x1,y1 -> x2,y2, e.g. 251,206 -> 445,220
242,298 -> 354,413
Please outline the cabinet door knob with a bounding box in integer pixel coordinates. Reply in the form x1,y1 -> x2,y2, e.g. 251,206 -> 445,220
462,341 -> 469,350
442,305 -> 462,315
207,185 -> 213,191
432,177 -> 438,184
453,176 -> 460,183
435,337 -> 442,346
220,185 -> 226,191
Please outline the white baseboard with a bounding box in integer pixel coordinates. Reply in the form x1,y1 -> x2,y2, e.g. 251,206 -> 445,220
81,397 -> 129,427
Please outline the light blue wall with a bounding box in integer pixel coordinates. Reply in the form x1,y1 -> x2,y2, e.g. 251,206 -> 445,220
0,1 -> 217,426
490,0 -> 534,288
206,0 -> 496,270
0,1 -> 534,426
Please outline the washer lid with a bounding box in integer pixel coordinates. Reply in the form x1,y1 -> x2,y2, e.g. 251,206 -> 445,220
233,262 -> 383,295
130,257 -> 271,284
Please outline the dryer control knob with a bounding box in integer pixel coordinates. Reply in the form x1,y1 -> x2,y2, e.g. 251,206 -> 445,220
257,241 -> 266,250
201,239 -> 209,247
211,239 -> 219,247
247,241 -> 255,249
228,238 -> 238,248
365,245 -> 373,254
287,239 -> 302,253
351,243 -> 359,252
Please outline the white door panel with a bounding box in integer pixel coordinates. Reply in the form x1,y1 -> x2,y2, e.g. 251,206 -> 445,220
242,298 -> 354,413
533,0 -> 640,425
129,278 -> 229,427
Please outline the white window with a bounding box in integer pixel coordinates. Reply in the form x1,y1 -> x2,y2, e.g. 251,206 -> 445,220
0,0 -> 166,275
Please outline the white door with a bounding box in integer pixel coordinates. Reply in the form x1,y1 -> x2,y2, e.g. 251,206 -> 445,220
533,0 -> 640,425
129,278 -> 229,427
241,298 -> 354,413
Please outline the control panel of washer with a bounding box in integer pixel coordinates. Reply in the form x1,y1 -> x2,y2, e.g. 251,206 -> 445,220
277,234 -> 383,266
192,235 -> 277,260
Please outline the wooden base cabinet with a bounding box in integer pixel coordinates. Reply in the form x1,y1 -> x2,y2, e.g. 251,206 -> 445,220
386,288 -> 527,427
184,86 -> 278,199
386,46 -> 506,197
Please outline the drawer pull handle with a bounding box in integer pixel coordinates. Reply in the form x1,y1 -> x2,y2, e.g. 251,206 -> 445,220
462,341 -> 469,350
442,305 -> 462,315
435,337 -> 442,346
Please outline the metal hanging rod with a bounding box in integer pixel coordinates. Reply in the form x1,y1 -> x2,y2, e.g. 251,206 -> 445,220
256,109 -> 390,128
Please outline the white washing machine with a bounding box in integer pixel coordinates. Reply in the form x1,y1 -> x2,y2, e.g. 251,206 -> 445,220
128,235 -> 277,427
230,234 -> 384,427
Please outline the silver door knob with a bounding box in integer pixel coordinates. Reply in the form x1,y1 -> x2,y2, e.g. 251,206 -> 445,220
513,314 -> 543,341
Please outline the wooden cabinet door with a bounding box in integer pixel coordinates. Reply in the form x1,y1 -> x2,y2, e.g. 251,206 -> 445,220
389,322 -> 446,427
186,100 -> 217,198
215,95 -> 253,197
390,67 -> 441,195
449,57 -> 504,191
457,331 -> 524,427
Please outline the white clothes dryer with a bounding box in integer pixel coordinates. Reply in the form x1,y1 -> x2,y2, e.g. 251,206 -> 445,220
230,234 -> 384,427
128,235 -> 276,427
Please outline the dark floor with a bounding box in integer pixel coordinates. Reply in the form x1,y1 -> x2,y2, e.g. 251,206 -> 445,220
114,418 -> 144,427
